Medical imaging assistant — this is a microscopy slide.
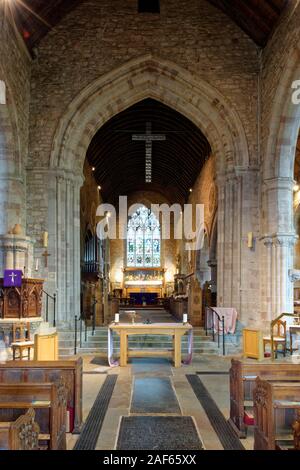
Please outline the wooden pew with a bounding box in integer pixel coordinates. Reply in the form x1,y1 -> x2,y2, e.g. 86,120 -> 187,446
253,378 -> 300,450
229,359 -> 300,437
0,408 -> 39,450
0,381 -> 67,450
0,358 -> 82,433
292,410 -> 300,450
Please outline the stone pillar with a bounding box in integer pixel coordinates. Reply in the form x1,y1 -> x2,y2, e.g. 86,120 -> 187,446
217,167 -> 260,325
260,234 -> 296,323
260,177 -> 296,326
0,234 -> 34,277
46,169 -> 83,329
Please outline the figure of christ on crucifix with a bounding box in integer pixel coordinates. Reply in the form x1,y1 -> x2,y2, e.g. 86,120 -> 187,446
132,122 -> 166,183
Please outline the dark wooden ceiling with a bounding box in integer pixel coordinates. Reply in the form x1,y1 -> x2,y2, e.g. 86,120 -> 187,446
86,98 -> 211,205
207,0 -> 288,47
7,0 -> 288,51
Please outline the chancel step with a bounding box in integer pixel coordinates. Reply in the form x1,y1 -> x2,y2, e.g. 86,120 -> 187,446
58,327 -> 220,357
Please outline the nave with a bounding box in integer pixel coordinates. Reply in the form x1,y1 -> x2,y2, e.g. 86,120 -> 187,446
67,347 -> 300,451
1,0 -> 300,456
68,354 -> 245,451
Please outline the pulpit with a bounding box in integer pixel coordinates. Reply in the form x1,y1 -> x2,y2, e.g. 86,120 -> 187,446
0,278 -> 44,319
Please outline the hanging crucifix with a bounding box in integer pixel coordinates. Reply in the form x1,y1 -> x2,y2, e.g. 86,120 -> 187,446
132,122 -> 166,183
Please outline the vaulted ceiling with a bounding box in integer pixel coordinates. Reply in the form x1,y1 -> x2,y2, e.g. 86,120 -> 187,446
7,0 -> 288,51
86,99 -> 211,205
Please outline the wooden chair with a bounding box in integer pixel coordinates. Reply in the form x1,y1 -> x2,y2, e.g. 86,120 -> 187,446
11,322 -> 34,361
263,319 -> 287,358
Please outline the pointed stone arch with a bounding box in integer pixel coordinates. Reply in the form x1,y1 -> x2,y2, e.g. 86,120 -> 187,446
44,54 -> 253,326
263,46 -> 300,181
50,54 -> 249,178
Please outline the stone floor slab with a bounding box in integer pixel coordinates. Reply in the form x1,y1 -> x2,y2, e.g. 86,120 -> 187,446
131,377 -> 181,414
117,416 -> 203,450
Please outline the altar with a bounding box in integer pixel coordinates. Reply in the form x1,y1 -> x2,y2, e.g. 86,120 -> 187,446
108,322 -> 193,368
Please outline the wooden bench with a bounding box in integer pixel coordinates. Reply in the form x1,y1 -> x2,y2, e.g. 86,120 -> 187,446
292,410 -> 300,450
0,358 -> 82,433
229,359 -> 300,437
253,378 -> 300,450
0,381 -> 67,450
0,408 -> 39,450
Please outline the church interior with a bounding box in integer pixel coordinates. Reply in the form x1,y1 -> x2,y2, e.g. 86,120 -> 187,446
1,0 -> 300,455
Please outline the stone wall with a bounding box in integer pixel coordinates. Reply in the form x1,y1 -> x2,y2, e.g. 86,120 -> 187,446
19,0 -> 262,327
28,0 -> 259,171
0,12 -> 31,238
261,0 -> 300,167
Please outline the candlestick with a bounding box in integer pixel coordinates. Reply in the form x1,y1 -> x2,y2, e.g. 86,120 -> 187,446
115,313 -> 119,323
183,313 -> 188,324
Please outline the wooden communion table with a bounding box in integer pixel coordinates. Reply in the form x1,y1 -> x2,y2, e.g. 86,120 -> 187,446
109,322 -> 193,368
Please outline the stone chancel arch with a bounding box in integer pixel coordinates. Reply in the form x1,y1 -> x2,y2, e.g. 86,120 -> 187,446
28,55 -> 259,328
50,55 -> 249,174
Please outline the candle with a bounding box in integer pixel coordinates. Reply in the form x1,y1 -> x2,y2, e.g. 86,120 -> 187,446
183,313 -> 188,324
35,259 -> 39,271
247,232 -> 253,248
115,313 -> 119,323
43,231 -> 48,248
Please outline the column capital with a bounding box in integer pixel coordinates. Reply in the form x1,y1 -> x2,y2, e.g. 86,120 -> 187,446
26,166 -> 84,186
234,165 -> 259,177
263,176 -> 294,192
260,232 -> 298,247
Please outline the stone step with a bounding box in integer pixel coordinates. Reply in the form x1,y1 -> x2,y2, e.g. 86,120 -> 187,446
58,326 -> 221,356
77,347 -> 219,355
59,344 -> 217,350
59,337 -> 214,348
85,332 -> 209,339
59,347 -> 76,357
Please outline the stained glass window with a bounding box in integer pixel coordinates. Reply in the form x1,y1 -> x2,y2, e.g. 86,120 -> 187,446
127,206 -> 161,267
